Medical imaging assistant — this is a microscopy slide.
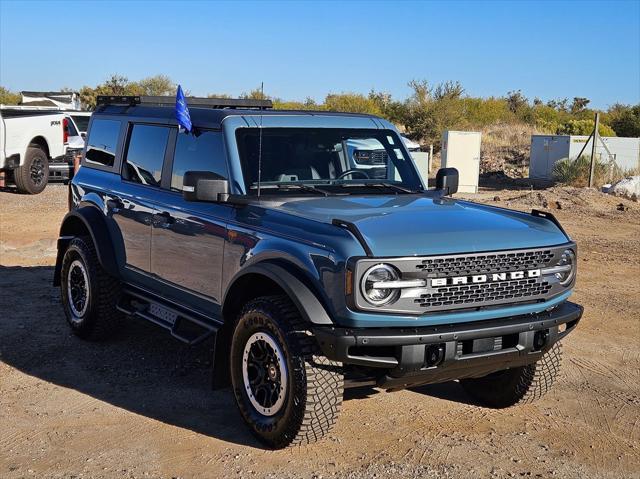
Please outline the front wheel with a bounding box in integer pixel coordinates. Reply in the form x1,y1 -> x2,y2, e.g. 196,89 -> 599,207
460,342 -> 563,408
230,295 -> 343,448
60,237 -> 122,340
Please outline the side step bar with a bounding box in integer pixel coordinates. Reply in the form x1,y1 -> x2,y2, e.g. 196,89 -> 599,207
117,286 -> 219,345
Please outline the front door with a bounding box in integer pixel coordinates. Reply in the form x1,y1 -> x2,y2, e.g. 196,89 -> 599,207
150,130 -> 230,306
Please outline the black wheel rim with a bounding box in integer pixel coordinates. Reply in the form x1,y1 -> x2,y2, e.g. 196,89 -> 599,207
67,260 -> 89,318
242,332 -> 287,416
30,158 -> 45,186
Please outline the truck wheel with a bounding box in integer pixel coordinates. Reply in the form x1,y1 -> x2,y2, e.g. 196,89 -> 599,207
60,236 -> 122,340
460,342 -> 563,408
230,295 -> 343,448
14,146 -> 49,194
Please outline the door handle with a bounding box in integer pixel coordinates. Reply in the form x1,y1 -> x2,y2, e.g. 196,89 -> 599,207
107,197 -> 124,210
153,211 -> 175,226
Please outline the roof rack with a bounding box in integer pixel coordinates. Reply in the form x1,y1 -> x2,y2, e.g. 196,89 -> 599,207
96,95 -> 272,110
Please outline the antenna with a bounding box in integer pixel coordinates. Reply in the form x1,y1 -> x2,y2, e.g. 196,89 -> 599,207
257,81 -> 264,198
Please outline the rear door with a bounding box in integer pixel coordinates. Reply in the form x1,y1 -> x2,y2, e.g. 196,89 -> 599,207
110,123 -> 171,276
150,129 -> 230,309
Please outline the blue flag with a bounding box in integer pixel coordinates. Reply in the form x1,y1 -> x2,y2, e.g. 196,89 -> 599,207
175,85 -> 192,133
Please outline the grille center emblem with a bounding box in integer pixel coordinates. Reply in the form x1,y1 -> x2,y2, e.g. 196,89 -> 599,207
430,269 -> 541,287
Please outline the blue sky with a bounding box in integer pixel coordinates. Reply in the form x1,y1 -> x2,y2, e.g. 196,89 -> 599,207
1,0 -> 638,108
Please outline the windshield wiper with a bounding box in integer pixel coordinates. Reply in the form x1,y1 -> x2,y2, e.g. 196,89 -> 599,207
349,182 -> 417,194
275,183 -> 331,196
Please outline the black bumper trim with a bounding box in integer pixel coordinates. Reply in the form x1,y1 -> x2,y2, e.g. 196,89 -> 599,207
314,301 -> 583,388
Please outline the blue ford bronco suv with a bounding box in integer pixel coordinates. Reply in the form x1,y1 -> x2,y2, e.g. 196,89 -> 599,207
55,95 -> 582,448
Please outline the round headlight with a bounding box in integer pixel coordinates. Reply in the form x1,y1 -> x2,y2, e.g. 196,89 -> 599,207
556,249 -> 576,286
361,264 -> 400,306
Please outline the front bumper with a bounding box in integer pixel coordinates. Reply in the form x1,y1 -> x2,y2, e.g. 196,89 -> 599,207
314,301 -> 582,389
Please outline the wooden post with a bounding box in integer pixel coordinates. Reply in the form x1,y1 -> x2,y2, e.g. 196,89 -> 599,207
0,171 -> 5,188
588,112 -> 600,188
429,143 -> 434,174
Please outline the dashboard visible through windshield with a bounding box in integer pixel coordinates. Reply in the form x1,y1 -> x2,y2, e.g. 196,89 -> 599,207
235,128 -> 423,195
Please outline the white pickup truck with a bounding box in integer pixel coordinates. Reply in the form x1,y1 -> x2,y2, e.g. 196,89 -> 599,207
0,107 -> 68,194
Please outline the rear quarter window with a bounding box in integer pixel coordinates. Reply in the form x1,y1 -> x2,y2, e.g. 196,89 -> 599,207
85,119 -> 121,167
71,115 -> 90,132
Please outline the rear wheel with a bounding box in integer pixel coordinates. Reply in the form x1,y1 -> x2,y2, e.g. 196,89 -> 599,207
460,342 -> 563,408
14,146 -> 49,194
230,295 -> 343,448
60,237 -> 122,340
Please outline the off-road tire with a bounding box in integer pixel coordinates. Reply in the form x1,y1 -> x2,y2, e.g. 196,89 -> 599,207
230,295 -> 344,448
60,236 -> 122,340
460,342 -> 563,408
14,146 -> 49,194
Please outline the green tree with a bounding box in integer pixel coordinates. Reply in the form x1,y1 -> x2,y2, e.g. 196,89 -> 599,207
207,93 -> 232,99
99,74 -> 130,95
433,81 -> 464,101
556,119 -> 616,137
240,86 -> 269,100
570,97 -> 590,114
137,74 -> 176,96
505,90 -> 528,114
79,85 -> 97,110
0,86 -> 20,105
607,104 -> 640,137
323,93 -> 382,115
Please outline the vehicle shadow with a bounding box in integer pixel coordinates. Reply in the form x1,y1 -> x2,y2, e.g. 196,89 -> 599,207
410,381 -> 480,407
0,185 -> 21,194
0,265 -> 479,449
0,265 -> 259,448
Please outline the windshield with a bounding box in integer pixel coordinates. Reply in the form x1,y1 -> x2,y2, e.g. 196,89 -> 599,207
71,115 -> 90,132
236,128 -> 423,195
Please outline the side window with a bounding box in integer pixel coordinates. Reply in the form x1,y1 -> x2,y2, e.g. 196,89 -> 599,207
85,119 -> 121,167
122,124 -> 170,187
65,117 -> 78,137
170,130 -> 227,192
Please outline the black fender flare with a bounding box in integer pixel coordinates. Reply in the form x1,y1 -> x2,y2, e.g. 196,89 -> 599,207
212,262 -> 334,388
224,263 -> 333,326
53,206 -> 122,285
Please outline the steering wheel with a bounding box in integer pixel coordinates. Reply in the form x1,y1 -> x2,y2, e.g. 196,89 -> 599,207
337,169 -> 370,180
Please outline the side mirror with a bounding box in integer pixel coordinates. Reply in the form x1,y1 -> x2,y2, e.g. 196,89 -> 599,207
436,167 -> 459,196
183,171 -> 229,202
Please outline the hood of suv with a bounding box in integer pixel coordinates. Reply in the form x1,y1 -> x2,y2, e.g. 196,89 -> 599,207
271,195 -> 569,256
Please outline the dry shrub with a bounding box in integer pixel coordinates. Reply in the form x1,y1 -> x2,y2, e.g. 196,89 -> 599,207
552,156 -> 632,187
481,122 -> 538,150
480,123 -> 540,176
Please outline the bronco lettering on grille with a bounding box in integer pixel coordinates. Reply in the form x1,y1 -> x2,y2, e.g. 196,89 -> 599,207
430,269 -> 541,287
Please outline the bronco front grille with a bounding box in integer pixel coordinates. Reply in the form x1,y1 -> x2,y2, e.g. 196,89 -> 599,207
353,245 -> 575,315
414,278 -> 552,309
369,150 -> 388,165
416,250 -> 554,276
356,149 -> 389,165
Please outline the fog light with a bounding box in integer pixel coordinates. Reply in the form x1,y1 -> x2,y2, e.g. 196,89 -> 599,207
425,344 -> 445,367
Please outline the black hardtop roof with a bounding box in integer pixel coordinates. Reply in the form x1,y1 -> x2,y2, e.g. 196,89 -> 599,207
93,95 -> 380,129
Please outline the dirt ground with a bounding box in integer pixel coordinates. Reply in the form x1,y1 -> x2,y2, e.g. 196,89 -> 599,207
1,184 -> 639,479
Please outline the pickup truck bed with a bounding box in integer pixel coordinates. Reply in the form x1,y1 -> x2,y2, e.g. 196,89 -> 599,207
1,107 -> 69,193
